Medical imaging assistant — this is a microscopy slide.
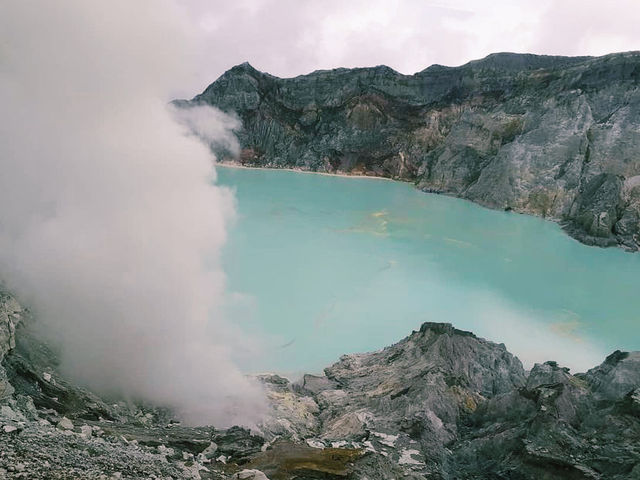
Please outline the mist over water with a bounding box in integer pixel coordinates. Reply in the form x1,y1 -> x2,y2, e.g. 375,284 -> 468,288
219,167 -> 640,375
0,2 -> 265,426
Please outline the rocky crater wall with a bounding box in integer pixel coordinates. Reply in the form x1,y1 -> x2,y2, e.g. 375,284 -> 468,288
1,292 -> 639,478
178,51 -> 640,251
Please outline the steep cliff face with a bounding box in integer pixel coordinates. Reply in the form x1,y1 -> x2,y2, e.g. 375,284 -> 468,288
178,51 -> 640,251
0,293 -> 23,400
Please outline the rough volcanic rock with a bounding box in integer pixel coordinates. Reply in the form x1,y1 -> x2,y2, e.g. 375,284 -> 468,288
307,323 -> 526,475
272,323 -> 639,479
582,350 -> 640,400
1,293 -> 638,479
451,357 -> 640,479
0,293 -> 23,400
177,51 -> 640,251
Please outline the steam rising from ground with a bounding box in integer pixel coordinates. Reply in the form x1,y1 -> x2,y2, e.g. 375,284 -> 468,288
0,2 -> 265,426
171,104 -> 242,157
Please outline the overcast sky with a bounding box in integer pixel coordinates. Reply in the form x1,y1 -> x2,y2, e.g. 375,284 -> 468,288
176,0 -> 640,95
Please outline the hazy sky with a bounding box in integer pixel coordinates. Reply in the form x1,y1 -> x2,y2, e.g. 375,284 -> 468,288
177,0 -> 640,94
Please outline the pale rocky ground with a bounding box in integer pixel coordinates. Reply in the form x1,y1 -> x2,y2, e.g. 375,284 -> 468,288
176,51 -> 640,251
1,291 -> 639,479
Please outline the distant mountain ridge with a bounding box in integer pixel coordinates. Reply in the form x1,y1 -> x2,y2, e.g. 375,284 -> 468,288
177,51 -> 640,251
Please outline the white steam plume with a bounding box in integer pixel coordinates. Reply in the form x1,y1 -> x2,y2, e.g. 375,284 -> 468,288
171,103 -> 242,157
0,1 -> 266,426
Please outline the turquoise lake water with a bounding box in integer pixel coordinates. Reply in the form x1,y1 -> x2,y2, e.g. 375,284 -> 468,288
217,166 -> 640,375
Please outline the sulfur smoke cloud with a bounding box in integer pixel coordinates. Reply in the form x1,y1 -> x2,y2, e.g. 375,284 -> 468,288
0,1 -> 266,426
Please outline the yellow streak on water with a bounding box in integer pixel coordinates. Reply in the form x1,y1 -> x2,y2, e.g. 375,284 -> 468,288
549,311 -> 584,343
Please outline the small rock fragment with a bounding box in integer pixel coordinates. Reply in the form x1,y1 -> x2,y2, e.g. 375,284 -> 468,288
57,417 -> 74,430
201,441 -> 218,459
233,469 -> 270,480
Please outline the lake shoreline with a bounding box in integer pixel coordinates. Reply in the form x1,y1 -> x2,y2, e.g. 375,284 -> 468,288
216,160 -> 638,253
215,160 -> 397,182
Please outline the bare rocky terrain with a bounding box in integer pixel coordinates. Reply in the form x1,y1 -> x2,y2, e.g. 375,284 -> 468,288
1,292 -> 639,479
176,51 -> 640,251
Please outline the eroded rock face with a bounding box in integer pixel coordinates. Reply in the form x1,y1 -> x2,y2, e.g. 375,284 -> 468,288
0,293 -> 23,400
308,323 -> 526,474
452,357 -> 640,479
583,350 -> 640,400
253,323 -> 639,479
178,51 -> 640,251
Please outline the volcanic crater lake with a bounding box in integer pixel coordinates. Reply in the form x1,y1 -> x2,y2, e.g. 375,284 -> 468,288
217,166 -> 640,375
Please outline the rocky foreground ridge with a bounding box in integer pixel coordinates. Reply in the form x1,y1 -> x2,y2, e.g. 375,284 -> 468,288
1,292 -> 639,479
176,51 -> 640,251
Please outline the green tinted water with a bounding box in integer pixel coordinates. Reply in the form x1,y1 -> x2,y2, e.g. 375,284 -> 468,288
218,166 -> 640,374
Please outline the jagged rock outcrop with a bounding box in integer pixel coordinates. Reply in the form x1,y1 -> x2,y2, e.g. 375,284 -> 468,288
0,293 -> 23,400
451,356 -> 640,479
1,293 -> 638,479
177,51 -> 640,250
260,325 -> 640,479
299,323 -> 526,476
